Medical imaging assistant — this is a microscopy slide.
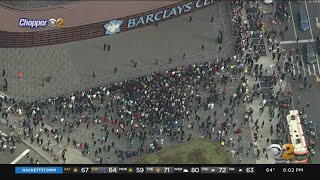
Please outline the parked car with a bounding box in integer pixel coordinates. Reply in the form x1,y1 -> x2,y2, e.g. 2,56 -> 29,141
299,9 -> 310,31
317,36 -> 320,54
303,43 -> 317,64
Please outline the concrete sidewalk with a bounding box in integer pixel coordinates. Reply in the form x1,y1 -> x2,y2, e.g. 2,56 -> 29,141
0,2 -> 234,102
238,1 -> 288,164
245,55 -> 287,164
1,114 -> 93,164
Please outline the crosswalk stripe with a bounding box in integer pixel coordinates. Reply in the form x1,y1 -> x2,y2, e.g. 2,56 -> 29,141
292,61 -> 296,76
11,149 -> 30,164
312,63 -> 316,75
282,58 -> 286,72
317,56 -> 320,76
301,55 -> 307,77
296,61 -> 301,74
280,39 -> 316,45
307,64 -> 311,76
308,0 -> 320,3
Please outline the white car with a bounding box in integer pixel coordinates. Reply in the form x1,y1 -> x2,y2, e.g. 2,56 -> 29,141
263,0 -> 273,4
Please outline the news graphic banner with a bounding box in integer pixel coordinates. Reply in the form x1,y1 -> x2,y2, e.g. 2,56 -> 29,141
15,167 -> 63,174
14,166 -> 253,174
6,165 -> 318,176
19,18 -> 64,28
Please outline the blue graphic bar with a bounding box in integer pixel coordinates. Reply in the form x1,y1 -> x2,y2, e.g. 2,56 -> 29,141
15,167 -> 63,174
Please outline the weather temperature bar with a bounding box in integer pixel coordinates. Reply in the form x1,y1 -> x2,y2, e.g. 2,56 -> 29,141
11,164 -> 320,175
13,166 -> 319,175
47,166 -> 255,174
13,166 -> 255,174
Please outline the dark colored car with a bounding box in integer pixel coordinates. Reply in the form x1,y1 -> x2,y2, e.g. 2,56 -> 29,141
303,43 -> 317,64
299,9 -> 310,31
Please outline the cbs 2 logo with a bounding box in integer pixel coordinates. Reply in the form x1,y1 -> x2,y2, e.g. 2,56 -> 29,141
48,18 -> 64,28
268,144 -> 294,159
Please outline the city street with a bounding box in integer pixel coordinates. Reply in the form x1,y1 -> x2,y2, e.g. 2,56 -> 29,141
0,130 -> 48,164
1,1 -> 258,165
286,76 -> 320,164
282,0 -> 320,43
305,0 -> 320,38
281,42 -> 320,77
279,0 -> 320,164
0,0 -> 318,166
275,1 -> 320,78
279,0 -> 320,59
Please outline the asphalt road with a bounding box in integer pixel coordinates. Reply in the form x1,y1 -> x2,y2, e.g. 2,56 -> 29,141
281,1 -> 320,163
285,75 -> 320,164
259,0 -> 320,164
0,128 -> 49,164
285,0 -> 320,42
280,42 -> 320,77
305,0 -> 320,39
277,1 -> 320,77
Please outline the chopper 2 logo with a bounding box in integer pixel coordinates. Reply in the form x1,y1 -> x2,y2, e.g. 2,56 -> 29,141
267,144 -> 294,159
19,18 -> 64,28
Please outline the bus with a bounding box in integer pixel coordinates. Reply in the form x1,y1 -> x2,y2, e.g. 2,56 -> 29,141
286,110 -> 309,164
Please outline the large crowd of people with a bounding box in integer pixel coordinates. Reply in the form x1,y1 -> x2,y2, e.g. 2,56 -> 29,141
0,0 -> 316,164
0,0 -> 258,162
0,0 -> 269,164
1,56 -> 255,163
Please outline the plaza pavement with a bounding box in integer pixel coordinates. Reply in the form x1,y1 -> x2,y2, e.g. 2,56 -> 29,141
245,55 -> 287,164
0,2 -> 261,164
0,2 -> 233,102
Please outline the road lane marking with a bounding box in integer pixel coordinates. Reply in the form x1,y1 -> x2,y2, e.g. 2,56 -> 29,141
1,132 -> 8,137
305,0 -> 314,39
292,61 -> 296,76
280,39 -> 316,45
282,58 -> 286,72
288,83 -> 295,110
296,61 -> 301,74
312,63 -> 316,75
10,149 -> 30,164
288,1 -> 297,40
307,64 -> 312,75
301,55 -> 307,77
317,56 -> 320,75
0,132 -> 8,141
308,0 -> 320,3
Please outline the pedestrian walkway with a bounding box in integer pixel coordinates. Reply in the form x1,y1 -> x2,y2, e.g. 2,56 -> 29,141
0,2 -> 234,102
245,56 -> 286,164
251,31 -> 267,56
242,1 -> 288,163
259,75 -> 275,106
1,2 -> 247,165
0,91 -> 8,98
284,55 -> 320,77
306,0 -> 320,4
1,115 -> 93,164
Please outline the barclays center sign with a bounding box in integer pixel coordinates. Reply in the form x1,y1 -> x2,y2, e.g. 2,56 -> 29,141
104,0 -> 216,35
